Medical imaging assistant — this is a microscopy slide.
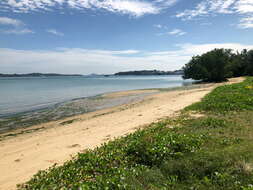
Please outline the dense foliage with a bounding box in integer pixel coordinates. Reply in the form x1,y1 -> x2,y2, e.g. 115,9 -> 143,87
183,48 -> 253,82
114,70 -> 183,76
19,78 -> 253,190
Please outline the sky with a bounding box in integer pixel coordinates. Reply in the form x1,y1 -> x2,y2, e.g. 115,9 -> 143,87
0,0 -> 253,74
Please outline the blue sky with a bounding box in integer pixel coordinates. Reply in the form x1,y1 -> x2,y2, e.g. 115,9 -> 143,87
0,0 -> 253,74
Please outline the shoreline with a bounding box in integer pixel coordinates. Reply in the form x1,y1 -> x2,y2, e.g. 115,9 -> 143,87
0,77 -> 244,190
0,83 -> 196,135
0,89 -> 158,135
0,75 -> 190,118
0,79 -> 194,118
0,89 -> 154,118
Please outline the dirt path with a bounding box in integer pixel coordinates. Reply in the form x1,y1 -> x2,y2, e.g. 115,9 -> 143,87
0,77 -> 244,190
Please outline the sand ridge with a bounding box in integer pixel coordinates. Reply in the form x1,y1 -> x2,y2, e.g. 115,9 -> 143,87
0,77 -> 244,190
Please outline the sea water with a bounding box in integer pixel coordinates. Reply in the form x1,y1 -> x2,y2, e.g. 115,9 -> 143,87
0,75 -> 192,116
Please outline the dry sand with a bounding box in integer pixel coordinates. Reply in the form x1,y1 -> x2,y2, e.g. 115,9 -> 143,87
0,77 -> 244,190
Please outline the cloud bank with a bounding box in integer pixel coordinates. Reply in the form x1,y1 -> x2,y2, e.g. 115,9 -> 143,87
1,43 -> 253,74
0,0 -> 179,17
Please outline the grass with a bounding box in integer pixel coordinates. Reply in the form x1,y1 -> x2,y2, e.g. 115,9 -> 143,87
186,77 -> 253,113
18,77 -> 253,190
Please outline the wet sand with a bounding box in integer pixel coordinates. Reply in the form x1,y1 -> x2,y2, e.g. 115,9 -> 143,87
0,77 -> 244,190
0,90 -> 158,134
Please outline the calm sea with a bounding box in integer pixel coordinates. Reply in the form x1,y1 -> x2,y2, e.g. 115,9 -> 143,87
0,75 -> 192,116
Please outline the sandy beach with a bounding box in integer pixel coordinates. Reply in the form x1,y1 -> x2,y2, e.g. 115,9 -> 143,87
0,77 -> 244,190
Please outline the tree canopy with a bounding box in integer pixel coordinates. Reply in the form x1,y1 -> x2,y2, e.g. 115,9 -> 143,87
183,48 -> 253,82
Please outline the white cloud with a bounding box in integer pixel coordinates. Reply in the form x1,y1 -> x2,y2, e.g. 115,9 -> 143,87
176,0 -> 253,29
236,0 -> 253,28
90,0 -> 159,17
175,43 -> 253,55
176,1 -> 209,20
0,17 -> 23,26
47,29 -> 64,36
0,0 -> 179,17
154,24 -> 163,28
238,16 -> 253,28
0,16 -> 34,34
235,0 -> 253,14
1,43 -> 253,74
1,28 -> 34,34
176,0 -> 235,20
168,29 -> 186,36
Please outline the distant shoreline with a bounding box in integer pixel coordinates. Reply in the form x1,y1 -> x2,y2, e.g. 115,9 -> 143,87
0,73 -> 83,77
0,70 -> 183,77
114,69 -> 183,76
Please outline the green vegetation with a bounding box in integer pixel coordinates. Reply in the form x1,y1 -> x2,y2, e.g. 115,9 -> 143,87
186,77 -> 253,112
19,78 -> 253,190
114,70 -> 183,76
183,48 -> 253,82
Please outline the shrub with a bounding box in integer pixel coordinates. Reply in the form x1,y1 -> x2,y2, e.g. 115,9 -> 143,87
183,48 -> 253,82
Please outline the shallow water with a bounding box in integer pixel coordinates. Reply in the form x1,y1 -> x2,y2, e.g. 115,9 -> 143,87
0,75 -> 192,116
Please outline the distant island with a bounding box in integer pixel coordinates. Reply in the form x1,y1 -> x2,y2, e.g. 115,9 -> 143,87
0,70 -> 184,77
114,70 -> 183,76
0,73 -> 83,77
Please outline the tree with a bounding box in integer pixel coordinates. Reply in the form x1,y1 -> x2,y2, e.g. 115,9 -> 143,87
228,50 -> 246,77
183,49 -> 233,82
246,50 -> 253,76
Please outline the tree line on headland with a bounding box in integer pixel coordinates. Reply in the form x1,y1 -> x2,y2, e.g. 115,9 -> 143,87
0,73 -> 82,77
1,48 -> 252,82
114,70 -> 183,76
183,48 -> 253,82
